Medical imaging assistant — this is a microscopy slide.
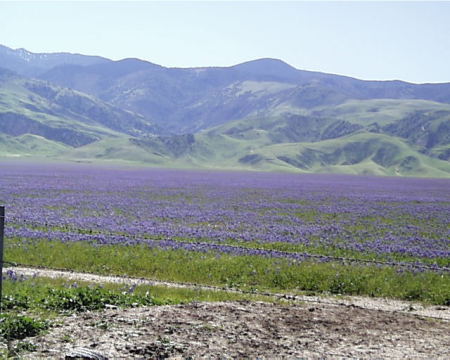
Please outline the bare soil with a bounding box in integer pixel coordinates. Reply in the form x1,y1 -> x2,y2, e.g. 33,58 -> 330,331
22,301 -> 450,359
5,267 -> 450,359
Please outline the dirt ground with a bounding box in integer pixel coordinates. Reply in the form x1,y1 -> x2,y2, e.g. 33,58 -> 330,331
5,266 -> 450,359
19,300 -> 450,359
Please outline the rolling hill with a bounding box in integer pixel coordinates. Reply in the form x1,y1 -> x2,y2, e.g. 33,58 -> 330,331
0,67 -> 159,156
0,44 -> 449,177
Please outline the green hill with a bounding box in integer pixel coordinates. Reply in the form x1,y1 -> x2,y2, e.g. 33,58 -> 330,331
0,45 -> 449,177
0,68 -> 159,157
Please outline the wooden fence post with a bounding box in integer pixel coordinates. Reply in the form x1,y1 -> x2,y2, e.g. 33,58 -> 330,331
0,206 -> 4,313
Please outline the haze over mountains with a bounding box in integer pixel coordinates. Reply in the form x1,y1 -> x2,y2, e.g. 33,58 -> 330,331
1,44 -> 449,177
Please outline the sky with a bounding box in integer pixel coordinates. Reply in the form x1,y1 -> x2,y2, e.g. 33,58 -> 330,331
1,1 -> 450,84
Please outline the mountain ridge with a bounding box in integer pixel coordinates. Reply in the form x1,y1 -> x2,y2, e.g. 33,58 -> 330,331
0,44 -> 449,177
0,44 -> 110,77
35,52 -> 450,135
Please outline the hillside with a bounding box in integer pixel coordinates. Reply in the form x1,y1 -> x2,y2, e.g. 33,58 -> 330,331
0,44 -> 449,177
0,67 -> 159,156
40,57 -> 450,134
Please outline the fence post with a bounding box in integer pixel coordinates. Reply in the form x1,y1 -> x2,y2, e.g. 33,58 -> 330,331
0,206 -> 4,313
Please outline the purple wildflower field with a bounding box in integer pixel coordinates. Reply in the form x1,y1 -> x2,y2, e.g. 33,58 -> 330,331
1,162 -> 449,270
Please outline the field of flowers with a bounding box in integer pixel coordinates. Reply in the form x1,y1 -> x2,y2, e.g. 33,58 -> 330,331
1,162 -> 449,303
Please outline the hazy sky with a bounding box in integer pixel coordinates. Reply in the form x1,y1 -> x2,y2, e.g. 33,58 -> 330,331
1,1 -> 449,83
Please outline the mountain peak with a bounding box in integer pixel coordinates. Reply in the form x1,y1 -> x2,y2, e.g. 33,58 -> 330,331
243,57 -> 293,66
234,57 -> 295,69
116,58 -> 162,69
81,58 -> 164,78
231,58 -> 300,81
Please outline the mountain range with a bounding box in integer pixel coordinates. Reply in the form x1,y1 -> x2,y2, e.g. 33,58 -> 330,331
1,44 -> 449,177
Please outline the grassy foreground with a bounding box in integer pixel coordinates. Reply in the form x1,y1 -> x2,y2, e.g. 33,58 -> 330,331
5,239 -> 450,305
1,274 -> 270,356
2,276 -> 268,314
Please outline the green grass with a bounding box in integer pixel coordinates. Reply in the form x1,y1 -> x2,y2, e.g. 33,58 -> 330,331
2,276 -> 268,315
2,276 -> 274,313
5,239 -> 450,305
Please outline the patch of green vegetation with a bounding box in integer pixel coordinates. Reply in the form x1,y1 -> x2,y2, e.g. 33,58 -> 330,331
2,277 -> 158,313
217,239 -> 450,267
2,275 -> 272,315
0,314 -> 48,341
46,287 -> 157,312
5,239 -> 450,305
0,313 -> 48,358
